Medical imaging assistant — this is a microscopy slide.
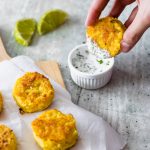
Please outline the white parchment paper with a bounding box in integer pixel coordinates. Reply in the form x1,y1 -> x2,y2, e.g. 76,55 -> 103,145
0,56 -> 126,150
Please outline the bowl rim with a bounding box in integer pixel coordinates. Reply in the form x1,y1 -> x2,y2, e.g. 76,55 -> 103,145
68,44 -> 115,78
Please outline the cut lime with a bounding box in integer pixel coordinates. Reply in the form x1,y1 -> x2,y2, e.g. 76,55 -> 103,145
38,9 -> 69,35
14,19 -> 37,46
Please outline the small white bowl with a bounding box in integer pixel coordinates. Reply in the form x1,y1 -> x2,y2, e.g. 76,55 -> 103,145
68,44 -> 114,89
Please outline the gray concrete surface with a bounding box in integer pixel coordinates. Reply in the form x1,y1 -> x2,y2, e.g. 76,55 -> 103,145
0,0 -> 150,149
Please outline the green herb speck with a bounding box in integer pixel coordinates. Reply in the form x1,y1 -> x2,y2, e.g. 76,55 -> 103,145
97,60 -> 103,64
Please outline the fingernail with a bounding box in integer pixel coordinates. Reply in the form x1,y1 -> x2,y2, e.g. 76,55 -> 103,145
121,41 -> 131,52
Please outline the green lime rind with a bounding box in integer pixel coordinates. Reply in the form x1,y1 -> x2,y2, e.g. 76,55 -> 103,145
14,19 -> 37,46
38,9 -> 69,35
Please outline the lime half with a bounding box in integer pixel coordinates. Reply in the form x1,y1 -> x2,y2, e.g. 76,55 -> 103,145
14,19 -> 37,46
38,9 -> 69,35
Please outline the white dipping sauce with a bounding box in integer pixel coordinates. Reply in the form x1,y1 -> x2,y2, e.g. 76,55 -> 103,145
72,48 -> 113,75
86,37 -> 111,59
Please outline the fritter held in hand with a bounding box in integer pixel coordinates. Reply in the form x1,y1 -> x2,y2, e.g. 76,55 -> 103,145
13,72 -> 54,113
31,109 -> 78,150
86,17 -> 126,57
0,124 -> 17,150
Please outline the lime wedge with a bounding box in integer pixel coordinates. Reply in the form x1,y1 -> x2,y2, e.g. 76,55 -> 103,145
14,19 -> 37,46
38,9 -> 69,35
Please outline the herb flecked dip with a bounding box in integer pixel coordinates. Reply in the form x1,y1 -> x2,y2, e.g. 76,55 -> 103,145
72,48 -> 113,75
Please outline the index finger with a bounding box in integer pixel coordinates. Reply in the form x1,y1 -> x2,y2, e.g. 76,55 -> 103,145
85,0 -> 109,26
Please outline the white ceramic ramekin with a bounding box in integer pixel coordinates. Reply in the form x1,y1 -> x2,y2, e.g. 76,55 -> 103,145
68,44 -> 114,89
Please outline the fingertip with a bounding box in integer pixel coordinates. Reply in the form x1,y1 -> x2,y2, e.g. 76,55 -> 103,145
124,6 -> 138,28
121,41 -> 131,53
124,20 -> 130,28
85,18 -> 94,26
85,0 -> 109,26
85,13 -> 98,26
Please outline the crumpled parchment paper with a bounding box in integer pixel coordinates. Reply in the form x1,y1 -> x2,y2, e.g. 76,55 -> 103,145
0,56 -> 126,150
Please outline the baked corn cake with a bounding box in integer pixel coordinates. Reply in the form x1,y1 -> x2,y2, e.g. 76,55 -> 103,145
0,92 -> 3,113
13,72 -> 54,113
86,17 -> 126,57
31,109 -> 78,150
0,124 -> 17,150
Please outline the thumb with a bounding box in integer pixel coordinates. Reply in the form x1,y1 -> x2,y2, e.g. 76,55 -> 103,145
121,8 -> 150,52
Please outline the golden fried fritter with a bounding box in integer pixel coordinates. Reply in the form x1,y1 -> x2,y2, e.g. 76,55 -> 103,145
31,109 -> 78,150
0,124 -> 17,150
0,92 -> 3,113
86,17 -> 126,57
13,72 -> 54,113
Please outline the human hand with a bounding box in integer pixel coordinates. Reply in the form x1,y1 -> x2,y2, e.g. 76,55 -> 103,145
85,0 -> 150,52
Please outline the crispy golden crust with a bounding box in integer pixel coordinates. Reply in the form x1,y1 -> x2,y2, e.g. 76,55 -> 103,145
0,124 -> 17,150
13,72 -> 54,113
86,17 -> 126,57
0,92 -> 3,113
31,109 -> 78,150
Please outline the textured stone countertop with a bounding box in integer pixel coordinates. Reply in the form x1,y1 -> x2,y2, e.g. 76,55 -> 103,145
0,0 -> 150,150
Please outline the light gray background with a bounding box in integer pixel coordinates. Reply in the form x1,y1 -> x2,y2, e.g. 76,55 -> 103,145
0,0 -> 150,149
